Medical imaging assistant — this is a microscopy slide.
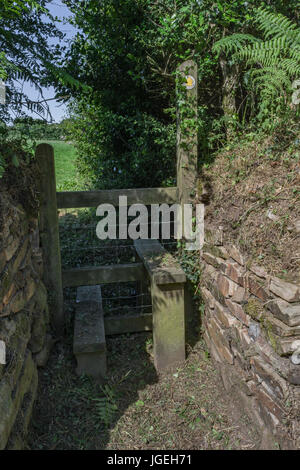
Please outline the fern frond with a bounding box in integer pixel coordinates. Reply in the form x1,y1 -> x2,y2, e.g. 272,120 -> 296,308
217,7 -> 300,117
255,7 -> 298,42
213,33 -> 260,56
250,67 -> 291,94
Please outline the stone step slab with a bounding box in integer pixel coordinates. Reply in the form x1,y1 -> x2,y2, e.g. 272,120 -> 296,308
73,285 -> 107,381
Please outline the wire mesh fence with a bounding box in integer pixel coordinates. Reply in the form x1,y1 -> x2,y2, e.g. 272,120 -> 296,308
58,207 -> 177,318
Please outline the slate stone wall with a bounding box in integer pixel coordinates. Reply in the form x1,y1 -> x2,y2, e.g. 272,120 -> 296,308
0,192 -> 50,449
201,227 -> 300,449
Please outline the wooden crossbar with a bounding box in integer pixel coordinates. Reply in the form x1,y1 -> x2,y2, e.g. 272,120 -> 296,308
57,187 -> 178,209
62,263 -> 146,288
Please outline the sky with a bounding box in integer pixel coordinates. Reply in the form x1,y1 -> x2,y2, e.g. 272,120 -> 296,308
21,1 -> 77,123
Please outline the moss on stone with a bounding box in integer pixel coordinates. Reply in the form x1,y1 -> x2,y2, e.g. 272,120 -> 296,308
244,298 -> 264,321
266,329 -> 281,355
203,243 -> 226,260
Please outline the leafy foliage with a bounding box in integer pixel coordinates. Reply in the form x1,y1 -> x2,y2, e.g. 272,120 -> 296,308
62,0 -> 298,186
0,122 -> 40,221
0,1 -> 90,177
0,0 -> 90,122
214,8 -> 300,123
12,117 -> 67,140
0,1 -> 62,120
68,101 -> 176,189
93,385 -> 118,428
0,122 -> 35,176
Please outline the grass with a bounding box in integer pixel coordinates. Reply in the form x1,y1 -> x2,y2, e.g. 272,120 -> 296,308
37,140 -> 85,191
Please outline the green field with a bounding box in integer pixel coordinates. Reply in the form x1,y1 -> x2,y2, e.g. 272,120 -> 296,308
37,140 -> 84,190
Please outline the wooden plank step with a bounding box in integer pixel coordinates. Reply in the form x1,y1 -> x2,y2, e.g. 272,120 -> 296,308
73,285 -> 106,381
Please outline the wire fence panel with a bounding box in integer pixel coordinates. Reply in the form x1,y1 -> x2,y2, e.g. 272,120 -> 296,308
59,207 -> 178,320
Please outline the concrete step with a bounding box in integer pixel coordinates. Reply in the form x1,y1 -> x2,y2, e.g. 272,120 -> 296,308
73,285 -> 107,381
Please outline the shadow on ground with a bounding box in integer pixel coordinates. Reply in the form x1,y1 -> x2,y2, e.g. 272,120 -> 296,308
28,294 -> 260,450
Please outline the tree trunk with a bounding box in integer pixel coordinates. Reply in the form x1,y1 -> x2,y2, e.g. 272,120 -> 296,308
220,56 -> 239,140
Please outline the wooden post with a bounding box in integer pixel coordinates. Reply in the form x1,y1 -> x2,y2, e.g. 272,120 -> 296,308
176,60 -> 198,208
36,144 -> 64,332
134,240 -> 186,371
151,281 -> 185,371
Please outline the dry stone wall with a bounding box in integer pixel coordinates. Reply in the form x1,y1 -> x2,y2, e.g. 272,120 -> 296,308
0,192 -> 50,450
201,227 -> 300,449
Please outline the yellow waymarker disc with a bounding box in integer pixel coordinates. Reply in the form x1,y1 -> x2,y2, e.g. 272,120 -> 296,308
185,75 -> 196,90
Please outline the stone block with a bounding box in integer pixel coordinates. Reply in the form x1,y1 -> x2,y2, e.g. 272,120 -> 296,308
7,364 -> 38,450
225,298 -> 251,326
262,314 -> 300,338
24,277 -> 35,303
4,238 -> 20,262
249,264 -> 268,279
203,243 -> 229,260
34,334 -> 54,368
0,239 -> 28,303
214,300 -> 239,329
287,366 -> 300,385
74,285 -> 107,381
0,251 -> 6,273
269,277 -> 300,303
205,228 -> 224,246
232,286 -> 248,303
0,351 -> 36,449
247,276 -> 269,302
204,262 -> 218,280
151,281 -> 185,371
202,252 -> 223,269
206,317 -> 234,364
201,287 -> 216,309
249,356 -> 289,401
11,239 -> 29,278
217,273 -> 240,298
3,283 -> 15,305
247,380 -> 285,424
226,244 -> 245,266
276,336 -> 300,356
224,262 -> 246,286
267,299 -> 300,327
235,325 -> 253,349
9,290 -> 26,314
29,309 -> 47,354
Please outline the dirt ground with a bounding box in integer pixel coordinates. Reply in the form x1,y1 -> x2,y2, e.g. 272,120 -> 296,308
28,310 -> 260,451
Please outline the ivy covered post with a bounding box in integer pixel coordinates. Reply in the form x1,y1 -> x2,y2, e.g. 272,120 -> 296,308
176,60 -> 198,210
36,144 -> 64,332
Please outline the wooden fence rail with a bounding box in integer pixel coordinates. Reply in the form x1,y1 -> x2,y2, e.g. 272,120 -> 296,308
62,263 -> 145,288
57,187 -> 178,209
